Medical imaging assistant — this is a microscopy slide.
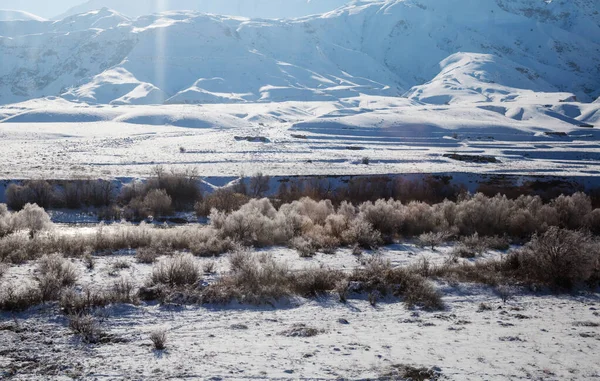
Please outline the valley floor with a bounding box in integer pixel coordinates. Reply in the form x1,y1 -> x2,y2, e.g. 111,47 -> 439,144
0,97 -> 599,181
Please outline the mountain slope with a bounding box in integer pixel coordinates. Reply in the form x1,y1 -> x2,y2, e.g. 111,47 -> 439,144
0,9 -> 46,21
406,52 -> 575,105
55,0 -> 355,20
1,0 -> 599,105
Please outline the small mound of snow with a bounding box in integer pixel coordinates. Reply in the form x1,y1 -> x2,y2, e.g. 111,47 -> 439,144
1,109 -> 117,123
115,110 -> 246,129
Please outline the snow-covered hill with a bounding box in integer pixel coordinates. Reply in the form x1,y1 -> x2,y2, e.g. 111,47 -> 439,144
0,0 -> 599,106
0,9 -> 46,21
406,53 -> 577,105
55,0 -> 355,20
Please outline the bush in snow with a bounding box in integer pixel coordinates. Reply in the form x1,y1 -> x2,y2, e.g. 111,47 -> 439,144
150,329 -> 168,350
147,166 -> 202,210
340,217 -> 382,249
37,254 -> 79,301
358,199 -> 403,239
149,254 -> 201,288
195,188 -> 250,217
505,227 -> 598,290
14,203 -> 53,238
0,284 -> 42,312
143,189 -> 172,217
248,172 -> 271,198
417,231 -> 449,250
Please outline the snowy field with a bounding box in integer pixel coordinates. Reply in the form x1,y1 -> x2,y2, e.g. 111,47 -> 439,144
1,236 -> 599,380
1,95 -> 599,181
2,0 -> 600,379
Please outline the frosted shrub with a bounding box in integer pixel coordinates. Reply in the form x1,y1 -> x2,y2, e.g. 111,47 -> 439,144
0,204 -> 16,238
507,208 -> 539,238
213,198 -> 279,246
282,197 -> 335,225
147,166 -> 202,209
585,209 -> 600,234
219,209 -> 274,246
417,231 -> 449,250
37,254 -> 79,300
507,227 -> 598,289
551,192 -> 592,229
290,236 -> 316,257
143,189 -> 172,217
403,201 -> 439,236
341,217 -> 382,248
5,183 -> 33,211
189,227 -> 234,257
358,199 -> 403,238
14,203 -> 53,238
277,206 -> 312,237
301,224 -> 340,253
206,249 -> 293,304
324,214 -> 351,239
455,193 -> 511,236
338,201 -> 357,219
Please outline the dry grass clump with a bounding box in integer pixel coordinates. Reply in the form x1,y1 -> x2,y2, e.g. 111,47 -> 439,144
0,284 -> 42,312
68,314 -> 105,344
150,329 -> 168,350
202,248 -> 343,305
379,364 -> 441,381
60,282 -> 139,315
149,254 -> 201,287
36,254 -> 79,301
206,249 -> 292,304
135,247 -> 161,264
292,267 -> 345,297
351,257 -> 444,310
185,251 -> 441,310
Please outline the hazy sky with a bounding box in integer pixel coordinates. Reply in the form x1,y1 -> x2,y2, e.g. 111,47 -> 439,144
2,0 -> 82,18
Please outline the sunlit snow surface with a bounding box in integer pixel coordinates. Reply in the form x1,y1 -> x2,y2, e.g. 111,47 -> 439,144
0,95 -> 599,180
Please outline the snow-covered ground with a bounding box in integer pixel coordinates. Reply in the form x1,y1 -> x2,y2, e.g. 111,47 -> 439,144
0,95 -> 599,180
1,236 -> 599,380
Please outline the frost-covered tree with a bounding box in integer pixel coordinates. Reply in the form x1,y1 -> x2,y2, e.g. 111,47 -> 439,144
14,203 -> 53,238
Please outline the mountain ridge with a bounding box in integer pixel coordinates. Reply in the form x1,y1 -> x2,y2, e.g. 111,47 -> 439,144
0,0 -> 598,106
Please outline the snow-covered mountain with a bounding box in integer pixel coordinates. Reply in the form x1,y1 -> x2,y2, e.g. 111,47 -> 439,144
0,0 -> 599,106
0,9 -> 46,21
55,0 -> 355,20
